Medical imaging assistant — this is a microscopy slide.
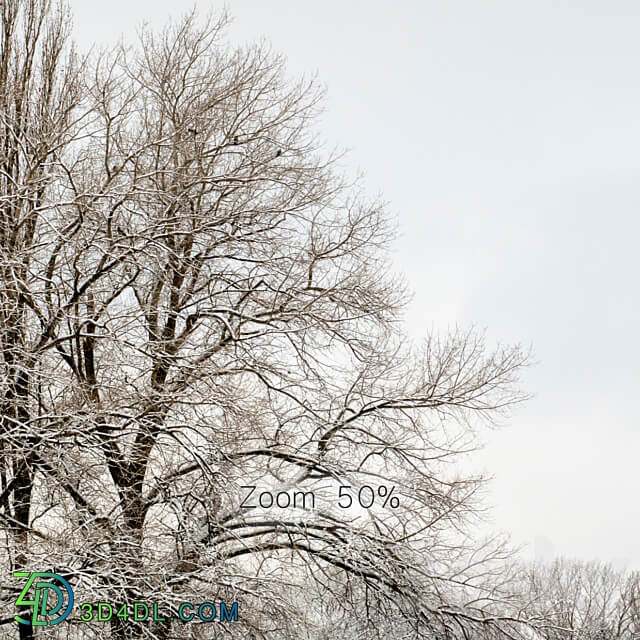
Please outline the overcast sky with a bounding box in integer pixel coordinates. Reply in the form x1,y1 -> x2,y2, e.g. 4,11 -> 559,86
68,0 -> 640,570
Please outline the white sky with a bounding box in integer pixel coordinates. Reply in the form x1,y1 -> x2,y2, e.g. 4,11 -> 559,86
68,0 -> 640,570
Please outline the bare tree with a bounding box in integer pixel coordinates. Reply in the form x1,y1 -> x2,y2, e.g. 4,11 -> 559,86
0,4 -> 532,639
0,0 -> 84,637
512,559 -> 640,640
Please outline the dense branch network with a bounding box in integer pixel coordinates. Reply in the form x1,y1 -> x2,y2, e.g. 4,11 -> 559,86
0,3 -> 545,639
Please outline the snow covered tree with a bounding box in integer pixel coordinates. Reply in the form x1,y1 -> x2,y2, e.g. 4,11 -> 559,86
513,559 -> 640,640
0,3 -> 531,638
